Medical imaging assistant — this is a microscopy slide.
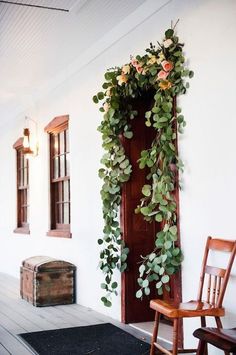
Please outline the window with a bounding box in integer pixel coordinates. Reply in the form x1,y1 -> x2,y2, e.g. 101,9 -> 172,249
13,138 -> 30,234
45,115 -> 71,238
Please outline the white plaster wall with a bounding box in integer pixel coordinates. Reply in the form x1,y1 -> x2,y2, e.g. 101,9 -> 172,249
0,0 -> 236,351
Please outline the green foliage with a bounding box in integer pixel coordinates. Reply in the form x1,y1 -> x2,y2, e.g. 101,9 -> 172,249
94,27 -> 193,306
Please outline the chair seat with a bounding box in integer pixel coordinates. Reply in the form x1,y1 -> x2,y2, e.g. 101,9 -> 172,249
193,327 -> 236,351
150,299 -> 225,318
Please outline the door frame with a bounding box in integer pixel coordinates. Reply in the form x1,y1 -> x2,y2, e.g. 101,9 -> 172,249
120,95 -> 183,347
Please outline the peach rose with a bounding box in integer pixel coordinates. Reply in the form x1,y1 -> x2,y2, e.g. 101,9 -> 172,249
159,80 -> 172,90
157,70 -> 169,80
163,39 -> 173,48
117,74 -> 128,86
161,60 -> 173,72
122,64 -> 130,74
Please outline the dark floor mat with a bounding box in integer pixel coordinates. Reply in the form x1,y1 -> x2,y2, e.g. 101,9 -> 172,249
19,322 -> 150,355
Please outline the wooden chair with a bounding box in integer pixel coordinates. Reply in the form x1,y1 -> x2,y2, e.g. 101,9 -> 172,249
149,236 -> 236,355
193,327 -> 236,354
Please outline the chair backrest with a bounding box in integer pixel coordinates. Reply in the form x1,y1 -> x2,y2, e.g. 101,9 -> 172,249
197,236 -> 236,307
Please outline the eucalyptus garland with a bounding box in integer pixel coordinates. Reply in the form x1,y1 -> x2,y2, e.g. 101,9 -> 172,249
93,26 -> 193,307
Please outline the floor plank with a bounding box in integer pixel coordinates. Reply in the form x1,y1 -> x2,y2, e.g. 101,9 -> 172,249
0,325 -> 33,355
0,272 -> 155,354
0,342 -> 11,355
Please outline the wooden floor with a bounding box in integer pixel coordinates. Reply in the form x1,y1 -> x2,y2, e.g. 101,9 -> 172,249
0,272 -> 154,355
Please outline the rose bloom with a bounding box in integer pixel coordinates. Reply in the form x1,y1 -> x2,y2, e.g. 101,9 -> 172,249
159,80 -> 172,90
142,68 -> 147,75
122,64 -> 131,74
157,70 -> 169,80
136,65 -> 143,74
163,38 -> 173,48
131,57 -> 139,67
117,74 -> 128,85
103,102 -> 110,113
161,60 -> 173,72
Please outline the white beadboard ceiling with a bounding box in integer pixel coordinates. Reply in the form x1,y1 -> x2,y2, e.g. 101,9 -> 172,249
0,0 -> 147,123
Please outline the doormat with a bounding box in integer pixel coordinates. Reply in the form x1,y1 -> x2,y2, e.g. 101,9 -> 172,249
19,323 -> 150,355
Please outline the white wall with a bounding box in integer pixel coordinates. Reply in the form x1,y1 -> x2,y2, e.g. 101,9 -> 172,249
0,0 -> 236,351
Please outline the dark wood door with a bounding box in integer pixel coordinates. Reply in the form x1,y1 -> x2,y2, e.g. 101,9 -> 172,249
121,96 -> 162,323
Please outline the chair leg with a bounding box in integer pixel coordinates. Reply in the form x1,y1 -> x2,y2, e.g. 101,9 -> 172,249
200,317 -> 208,355
201,316 -> 206,327
150,311 -> 160,355
214,318 -> 229,355
172,318 -> 179,355
196,339 -> 207,355
215,316 -> 223,329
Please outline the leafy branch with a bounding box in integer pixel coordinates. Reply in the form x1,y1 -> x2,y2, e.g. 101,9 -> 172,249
93,27 -> 193,306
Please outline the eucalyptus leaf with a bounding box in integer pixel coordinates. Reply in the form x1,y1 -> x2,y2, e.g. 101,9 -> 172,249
142,279 -> 149,288
136,289 -> 143,298
155,214 -> 163,222
161,275 -> 170,284
93,95 -> 99,103
165,28 -> 174,38
142,184 -> 151,197
144,287 -> 150,295
124,131 -> 133,139
169,225 -> 177,235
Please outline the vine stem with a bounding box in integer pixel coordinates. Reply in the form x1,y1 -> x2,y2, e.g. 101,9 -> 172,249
171,19 -> 180,31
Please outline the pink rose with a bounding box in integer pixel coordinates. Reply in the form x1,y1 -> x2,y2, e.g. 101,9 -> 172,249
136,65 -> 143,74
161,60 -> 173,72
131,58 -> 139,68
157,70 -> 169,80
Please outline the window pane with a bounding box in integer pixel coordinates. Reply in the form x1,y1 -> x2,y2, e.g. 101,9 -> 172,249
26,206 -> 29,223
56,203 -> 62,224
66,153 -> 70,176
20,152 -> 24,169
53,134 -> 59,156
60,131 -> 65,154
64,180 -> 69,202
24,207 -> 27,223
20,207 -> 24,224
58,181 -> 63,203
66,129 -> 69,152
25,189 -> 29,207
20,168 -> 23,186
53,157 -> 59,179
24,167 -> 28,186
64,203 -> 69,224
23,155 -> 27,169
60,155 -> 65,177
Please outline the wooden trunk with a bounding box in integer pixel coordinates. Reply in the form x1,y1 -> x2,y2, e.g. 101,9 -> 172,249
20,256 -> 76,307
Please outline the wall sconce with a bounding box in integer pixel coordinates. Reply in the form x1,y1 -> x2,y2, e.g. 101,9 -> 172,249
23,117 -> 39,156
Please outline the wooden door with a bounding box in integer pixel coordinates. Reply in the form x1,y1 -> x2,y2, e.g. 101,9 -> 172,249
121,96 -> 160,323
121,95 -> 182,324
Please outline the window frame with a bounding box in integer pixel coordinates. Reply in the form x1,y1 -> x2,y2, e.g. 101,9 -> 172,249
13,137 -> 30,235
45,115 -> 71,238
